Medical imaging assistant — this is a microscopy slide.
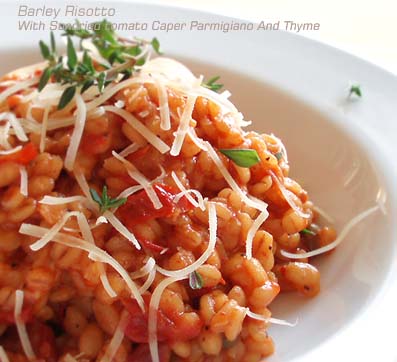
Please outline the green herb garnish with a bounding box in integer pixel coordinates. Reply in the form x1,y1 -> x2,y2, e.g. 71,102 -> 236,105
203,76 -> 223,92
151,37 -> 162,55
189,271 -> 203,290
300,228 -> 316,236
349,84 -> 362,98
220,149 -> 261,168
90,185 -> 127,213
38,20 -> 162,109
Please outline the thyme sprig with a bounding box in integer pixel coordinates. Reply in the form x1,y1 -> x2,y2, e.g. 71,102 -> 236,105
90,185 -> 127,214
203,76 -> 224,92
349,84 -> 362,98
38,20 -> 162,109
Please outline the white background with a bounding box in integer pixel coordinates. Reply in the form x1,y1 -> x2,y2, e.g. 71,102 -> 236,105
149,0 -> 397,75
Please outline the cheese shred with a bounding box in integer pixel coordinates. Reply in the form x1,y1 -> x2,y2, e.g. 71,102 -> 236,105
170,94 -> 197,156
102,311 -> 129,362
19,224 -> 145,311
39,106 -> 51,153
112,151 -> 162,210
0,346 -> 10,362
19,166 -> 28,197
65,92 -> 87,171
39,195 -> 86,205
29,211 -> 80,251
155,78 -> 171,130
171,171 -> 205,210
245,209 -> 269,259
0,145 -> 22,155
281,204 -> 380,259
0,112 -> 28,142
246,309 -> 297,327
76,212 -> 117,298
14,290 -> 36,361
103,210 -> 141,250
0,78 -> 39,105
104,106 -> 170,154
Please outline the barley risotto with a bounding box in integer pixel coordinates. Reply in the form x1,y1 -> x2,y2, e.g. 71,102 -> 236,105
0,21 -> 350,362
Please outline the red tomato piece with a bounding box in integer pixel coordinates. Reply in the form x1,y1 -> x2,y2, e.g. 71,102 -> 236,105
81,133 -> 110,155
119,183 -> 193,226
0,142 -> 38,165
140,239 -> 168,254
6,94 -> 23,108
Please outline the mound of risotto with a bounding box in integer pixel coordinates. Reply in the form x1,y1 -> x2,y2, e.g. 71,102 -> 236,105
0,22 -> 338,362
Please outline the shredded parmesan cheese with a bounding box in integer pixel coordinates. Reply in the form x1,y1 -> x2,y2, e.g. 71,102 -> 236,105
39,195 -> 87,205
95,215 -> 108,226
0,145 -> 22,155
14,290 -> 36,360
103,210 -> 141,250
139,268 -> 156,293
104,106 -> 170,154
117,184 -> 144,200
187,128 -> 207,151
19,166 -> 28,197
0,121 -> 11,149
245,209 -> 269,259
112,151 -> 162,210
220,90 -> 232,99
85,77 -> 151,111
0,80 -> 17,87
0,112 -> 28,142
268,170 -> 310,218
100,274 -> 117,298
170,93 -> 197,156
130,257 -> 156,279
171,171 -> 205,210
102,311 -> 129,362
39,106 -> 51,153
19,224 -> 145,310
246,309 -> 297,327
281,204 -> 380,259
149,276 -> 188,362
174,189 -> 206,211
0,77 -> 38,105
0,346 -> 10,362
157,202 -> 216,278
29,211 -> 80,251
74,170 -> 98,212
119,142 -> 140,157
155,78 -> 171,130
76,212 -> 116,298
65,93 -> 87,171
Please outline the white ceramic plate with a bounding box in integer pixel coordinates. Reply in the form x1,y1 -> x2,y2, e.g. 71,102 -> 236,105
1,1 -> 397,361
